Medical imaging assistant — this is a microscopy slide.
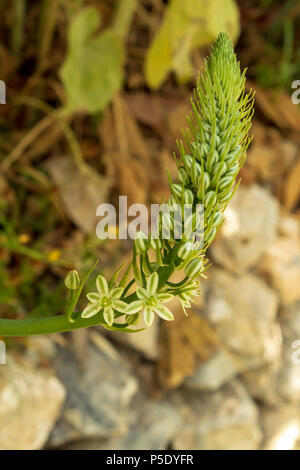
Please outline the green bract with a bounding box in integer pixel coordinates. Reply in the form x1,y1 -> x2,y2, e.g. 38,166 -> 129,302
0,33 -> 254,337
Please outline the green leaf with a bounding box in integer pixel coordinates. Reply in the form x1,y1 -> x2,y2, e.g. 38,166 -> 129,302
60,6 -> 124,114
145,0 -> 240,89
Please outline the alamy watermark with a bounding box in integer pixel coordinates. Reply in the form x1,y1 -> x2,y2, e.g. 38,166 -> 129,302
0,80 -> 6,104
0,340 -> 6,365
291,80 -> 300,105
291,340 -> 300,365
96,196 -> 204,249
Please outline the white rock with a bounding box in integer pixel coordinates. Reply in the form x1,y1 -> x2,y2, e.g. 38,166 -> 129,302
258,227 -> 300,305
184,351 -> 239,391
260,405 -> 300,450
173,380 -> 262,450
277,302 -> 300,403
211,185 -> 279,272
48,337 -> 138,447
0,354 -> 65,450
108,316 -> 160,361
206,269 -> 281,361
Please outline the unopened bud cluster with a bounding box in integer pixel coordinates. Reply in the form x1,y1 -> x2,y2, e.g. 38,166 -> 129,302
74,33 -> 253,331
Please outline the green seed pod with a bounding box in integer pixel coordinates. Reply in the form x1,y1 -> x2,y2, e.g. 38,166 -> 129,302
178,167 -> 189,185
177,241 -> 195,260
65,270 -> 80,290
134,231 -> 148,255
184,257 -> 203,278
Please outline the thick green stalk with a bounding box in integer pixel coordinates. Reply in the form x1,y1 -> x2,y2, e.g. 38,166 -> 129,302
0,313 -> 104,337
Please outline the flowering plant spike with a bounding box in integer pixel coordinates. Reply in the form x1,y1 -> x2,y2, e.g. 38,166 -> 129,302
0,33 -> 254,337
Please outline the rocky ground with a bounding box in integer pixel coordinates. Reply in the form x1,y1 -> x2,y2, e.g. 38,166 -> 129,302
1,183 -> 300,451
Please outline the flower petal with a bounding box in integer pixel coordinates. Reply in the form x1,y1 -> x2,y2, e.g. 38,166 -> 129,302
96,275 -> 109,295
87,292 -> 102,303
110,287 -> 124,300
81,302 -> 101,319
113,300 -> 128,313
153,305 -> 174,321
125,300 -> 144,314
146,272 -> 158,296
143,307 -> 154,327
157,293 -> 173,303
103,308 -> 114,326
136,286 -> 148,300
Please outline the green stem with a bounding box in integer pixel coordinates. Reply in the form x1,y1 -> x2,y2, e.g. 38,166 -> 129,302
0,313 -> 104,337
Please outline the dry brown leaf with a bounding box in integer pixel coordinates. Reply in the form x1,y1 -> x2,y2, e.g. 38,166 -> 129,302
125,92 -> 165,132
283,155 -> 300,210
45,155 -> 111,233
248,81 -> 300,132
104,151 -> 149,207
158,308 -> 217,389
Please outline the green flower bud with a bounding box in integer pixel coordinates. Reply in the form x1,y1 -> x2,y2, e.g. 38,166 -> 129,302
134,231 -> 148,255
161,212 -> 174,237
183,154 -> 193,171
205,150 -> 219,173
65,270 -> 80,290
205,227 -> 217,245
225,146 -> 241,165
204,191 -> 217,217
211,211 -> 223,227
183,189 -> 194,206
177,241 -> 195,259
150,238 -> 162,250
219,189 -> 234,205
211,162 -> 227,187
126,312 -> 140,326
171,183 -> 184,200
184,257 -> 203,278
225,163 -> 239,179
178,167 -> 189,185
218,175 -> 233,192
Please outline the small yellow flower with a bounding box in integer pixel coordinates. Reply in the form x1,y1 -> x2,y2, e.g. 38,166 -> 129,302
48,249 -> 61,262
18,233 -> 30,244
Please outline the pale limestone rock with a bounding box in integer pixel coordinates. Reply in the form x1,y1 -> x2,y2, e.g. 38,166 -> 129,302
0,354 -> 65,450
260,405 -> 300,450
211,185 -> 279,272
184,351 -> 239,391
63,396 -> 182,450
48,337 -> 138,447
108,316 -> 160,361
205,269 -> 281,361
173,380 -> 262,450
277,302 -> 300,403
258,226 -> 300,305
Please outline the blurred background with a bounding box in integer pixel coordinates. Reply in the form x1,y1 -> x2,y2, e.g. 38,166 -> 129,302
0,0 -> 300,450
